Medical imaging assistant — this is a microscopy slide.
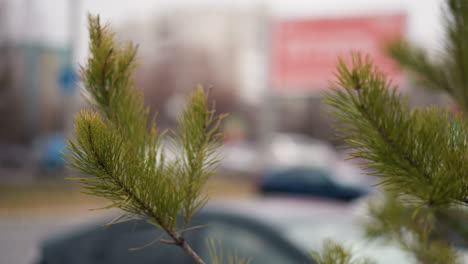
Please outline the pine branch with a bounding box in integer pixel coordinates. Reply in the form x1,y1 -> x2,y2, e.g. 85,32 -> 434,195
311,239 -> 376,264
207,239 -> 253,264
387,40 -> 452,95
324,53 -> 468,208
362,194 -> 463,264
65,14 -> 225,264
445,0 -> 468,110
354,90 -> 432,184
387,0 -> 468,113
173,87 -> 226,227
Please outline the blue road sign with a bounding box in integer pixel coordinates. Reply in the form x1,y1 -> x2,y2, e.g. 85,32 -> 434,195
58,65 -> 78,95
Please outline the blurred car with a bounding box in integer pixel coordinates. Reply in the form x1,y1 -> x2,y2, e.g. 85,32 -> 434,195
37,198 -> 408,264
257,167 -> 368,201
219,143 -> 261,174
266,133 -> 336,170
256,133 -> 370,201
213,133 -> 337,176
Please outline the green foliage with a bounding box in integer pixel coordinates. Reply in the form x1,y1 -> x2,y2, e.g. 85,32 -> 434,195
322,51 -> 467,263
316,2 -> 468,263
207,239 -> 252,264
174,87 -> 227,227
362,194 -> 462,264
388,0 -> 468,113
324,53 -> 467,208
310,239 -> 376,264
348,2 -> 468,262
65,14 -> 223,264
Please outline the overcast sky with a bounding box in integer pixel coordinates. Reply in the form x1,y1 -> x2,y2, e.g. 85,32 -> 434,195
5,0 -> 446,63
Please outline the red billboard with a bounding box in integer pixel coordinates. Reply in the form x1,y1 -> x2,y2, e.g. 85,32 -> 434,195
270,14 -> 406,92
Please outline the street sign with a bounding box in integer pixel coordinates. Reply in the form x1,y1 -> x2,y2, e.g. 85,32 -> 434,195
270,14 -> 406,93
58,65 -> 78,95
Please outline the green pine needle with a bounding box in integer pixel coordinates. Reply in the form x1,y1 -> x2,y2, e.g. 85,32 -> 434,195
65,15 -> 224,253
311,239 -> 376,264
387,0 -> 468,113
324,53 -> 468,208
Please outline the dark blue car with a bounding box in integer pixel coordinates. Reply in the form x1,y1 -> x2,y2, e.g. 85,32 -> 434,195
36,198 -> 409,264
258,167 -> 368,201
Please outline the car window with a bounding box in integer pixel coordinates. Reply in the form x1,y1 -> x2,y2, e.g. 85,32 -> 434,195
273,168 -> 331,185
298,169 -> 331,185
201,221 -> 295,264
105,227 -> 190,264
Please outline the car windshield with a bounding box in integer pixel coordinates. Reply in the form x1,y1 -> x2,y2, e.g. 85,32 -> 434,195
295,168 -> 332,185
277,218 -> 411,264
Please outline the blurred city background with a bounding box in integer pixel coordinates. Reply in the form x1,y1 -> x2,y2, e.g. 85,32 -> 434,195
0,0 -> 457,264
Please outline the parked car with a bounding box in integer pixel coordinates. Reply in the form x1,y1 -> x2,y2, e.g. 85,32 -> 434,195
37,198 -> 408,264
257,167 -> 368,201
266,133 -> 336,170
219,143 -> 261,175
212,133 -> 336,176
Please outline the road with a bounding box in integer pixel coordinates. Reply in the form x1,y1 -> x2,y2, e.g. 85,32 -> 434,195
0,178 -> 254,264
0,210 -> 113,264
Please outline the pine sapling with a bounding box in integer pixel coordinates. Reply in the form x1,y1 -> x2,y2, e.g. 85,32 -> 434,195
65,14 -> 225,264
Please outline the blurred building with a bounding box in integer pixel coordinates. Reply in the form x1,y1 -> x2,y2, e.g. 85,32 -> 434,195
117,7 -> 269,141
0,0 -> 77,173
0,0 -> 452,175
116,7 -> 411,145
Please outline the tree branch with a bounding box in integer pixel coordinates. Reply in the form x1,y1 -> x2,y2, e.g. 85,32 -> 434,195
86,124 -> 206,264
355,91 -> 432,184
